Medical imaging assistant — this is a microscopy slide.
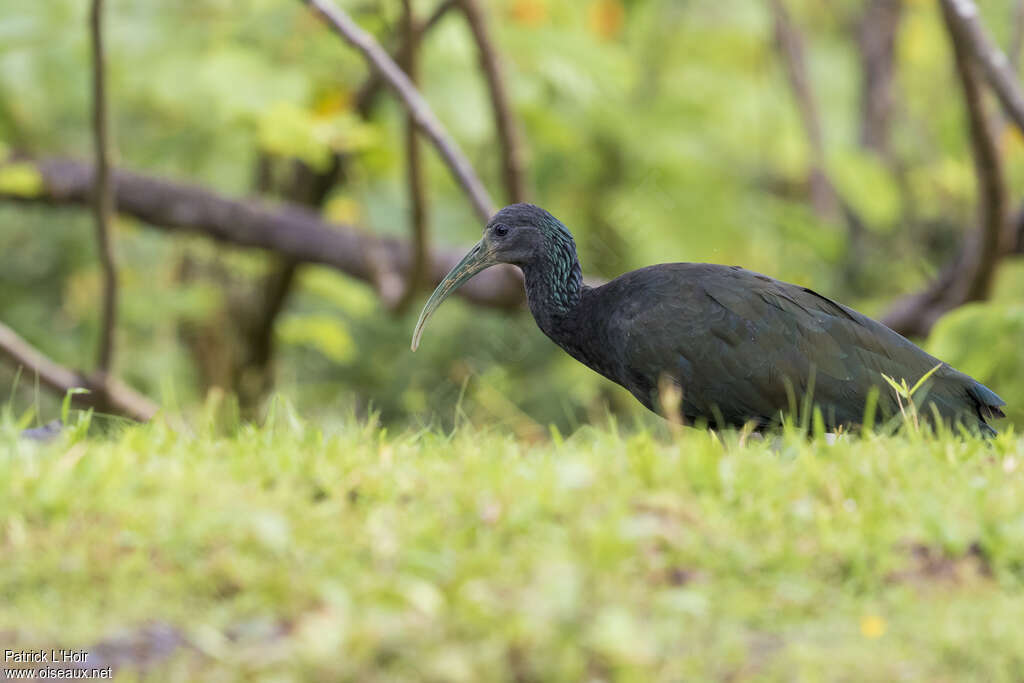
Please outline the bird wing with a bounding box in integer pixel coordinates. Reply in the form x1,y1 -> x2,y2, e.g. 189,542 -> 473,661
599,264 -> 1000,430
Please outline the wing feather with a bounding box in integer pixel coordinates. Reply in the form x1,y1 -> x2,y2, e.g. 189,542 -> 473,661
590,263 -> 1002,431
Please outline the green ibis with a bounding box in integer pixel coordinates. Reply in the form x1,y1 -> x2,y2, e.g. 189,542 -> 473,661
411,204 -> 1006,434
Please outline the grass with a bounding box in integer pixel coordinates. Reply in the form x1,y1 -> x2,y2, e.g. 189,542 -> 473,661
2,407 -> 1024,681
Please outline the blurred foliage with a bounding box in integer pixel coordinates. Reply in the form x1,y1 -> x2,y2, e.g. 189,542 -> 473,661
0,0 -> 1022,430
928,313 -> 1024,426
0,162 -> 42,196
924,262 -> 1024,427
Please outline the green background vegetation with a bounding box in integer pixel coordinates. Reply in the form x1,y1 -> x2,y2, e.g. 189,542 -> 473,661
2,0 -> 1023,431
4,2 -> 1024,679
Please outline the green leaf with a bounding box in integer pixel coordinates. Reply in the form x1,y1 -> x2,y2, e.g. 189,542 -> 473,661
908,363 -> 943,398
277,313 -> 356,364
0,163 -> 44,197
258,102 -> 330,170
258,103 -> 378,171
880,373 -> 906,398
61,387 -> 90,425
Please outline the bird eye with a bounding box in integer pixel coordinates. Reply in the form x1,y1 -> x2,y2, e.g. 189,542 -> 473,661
494,224 -> 509,237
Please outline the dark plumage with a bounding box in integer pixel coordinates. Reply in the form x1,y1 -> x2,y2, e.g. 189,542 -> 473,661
412,204 -> 1006,434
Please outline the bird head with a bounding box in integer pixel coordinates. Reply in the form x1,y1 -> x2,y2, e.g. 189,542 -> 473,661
411,203 -> 574,351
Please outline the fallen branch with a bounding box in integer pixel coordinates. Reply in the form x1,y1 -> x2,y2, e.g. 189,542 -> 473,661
302,0 -> 495,221
882,1 -> 1009,337
0,158 -> 525,309
0,321 -> 157,422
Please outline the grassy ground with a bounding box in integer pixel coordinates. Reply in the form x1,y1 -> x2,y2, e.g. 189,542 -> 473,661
2,408 -> 1024,681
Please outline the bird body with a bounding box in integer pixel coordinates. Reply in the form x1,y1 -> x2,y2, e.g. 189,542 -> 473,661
539,263 -> 1003,432
413,204 -> 1006,434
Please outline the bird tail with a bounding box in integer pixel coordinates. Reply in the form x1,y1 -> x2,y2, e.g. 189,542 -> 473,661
969,381 -> 1006,420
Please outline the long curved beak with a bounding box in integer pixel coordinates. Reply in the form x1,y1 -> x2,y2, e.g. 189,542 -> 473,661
411,239 -> 496,351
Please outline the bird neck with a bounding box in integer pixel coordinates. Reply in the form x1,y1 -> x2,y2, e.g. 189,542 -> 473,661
522,237 -> 583,334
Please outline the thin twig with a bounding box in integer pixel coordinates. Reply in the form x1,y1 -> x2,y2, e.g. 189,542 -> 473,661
940,0 -> 1024,135
997,0 -> 1024,136
767,0 -> 874,292
232,155 -> 343,415
857,0 -> 902,156
767,0 -> 837,219
302,0 -> 494,221
1010,0 -> 1024,74
395,0 -> 430,313
944,1 -> 1009,301
355,0 -> 459,117
882,1 -> 1009,337
90,0 -> 118,376
460,0 -> 527,203
0,321 -> 157,422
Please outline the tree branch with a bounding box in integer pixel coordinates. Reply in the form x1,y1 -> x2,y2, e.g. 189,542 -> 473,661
302,0 -> 495,221
1013,202 -> 1024,254
459,0 -> 527,203
251,263 -> 300,366
223,155 -> 343,415
1010,0 -> 1024,74
857,0 -> 902,156
940,0 -> 1024,135
882,1 -> 1009,337
767,0 -> 838,219
996,0 -> 1024,137
354,0 -> 459,117
0,321 -> 157,422
90,0 -> 118,376
0,158 -> 525,309
768,0 -> 876,292
394,0 -> 430,313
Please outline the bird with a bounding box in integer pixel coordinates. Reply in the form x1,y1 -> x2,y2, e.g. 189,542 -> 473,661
411,203 -> 1006,435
